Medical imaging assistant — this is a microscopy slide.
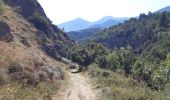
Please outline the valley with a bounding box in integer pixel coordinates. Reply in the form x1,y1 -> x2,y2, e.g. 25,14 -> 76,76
0,0 -> 170,100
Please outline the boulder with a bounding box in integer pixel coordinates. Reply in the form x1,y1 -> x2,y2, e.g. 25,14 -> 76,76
0,21 -> 13,42
69,63 -> 82,73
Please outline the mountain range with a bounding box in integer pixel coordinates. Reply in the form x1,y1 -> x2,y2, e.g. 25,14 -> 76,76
58,16 -> 128,32
1,0 -> 170,99
64,6 -> 170,41
155,6 -> 170,13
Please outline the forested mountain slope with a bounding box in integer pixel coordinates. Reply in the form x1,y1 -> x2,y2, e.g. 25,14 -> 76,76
93,12 -> 170,52
65,12 -> 170,95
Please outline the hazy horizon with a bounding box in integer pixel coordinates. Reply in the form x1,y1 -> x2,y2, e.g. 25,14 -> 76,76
37,0 -> 170,25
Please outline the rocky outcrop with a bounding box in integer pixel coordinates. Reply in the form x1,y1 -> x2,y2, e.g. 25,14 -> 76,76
3,0 -> 69,42
3,0 -> 72,61
61,57 -> 82,73
0,21 -> 13,42
3,0 -> 47,19
41,63 -> 64,80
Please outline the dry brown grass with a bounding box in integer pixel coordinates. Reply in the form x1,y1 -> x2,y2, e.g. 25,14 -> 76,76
0,4 -> 67,99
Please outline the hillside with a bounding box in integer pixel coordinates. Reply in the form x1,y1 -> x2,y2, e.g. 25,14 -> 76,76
93,12 -> 170,50
61,11 -> 170,99
0,0 -> 74,99
87,11 -> 170,89
1,0 -> 170,99
64,16 -> 128,41
67,28 -> 102,41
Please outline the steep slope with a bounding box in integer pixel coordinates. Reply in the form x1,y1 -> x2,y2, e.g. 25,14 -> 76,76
0,0 -> 72,99
93,12 -> 170,51
5,0 -> 74,59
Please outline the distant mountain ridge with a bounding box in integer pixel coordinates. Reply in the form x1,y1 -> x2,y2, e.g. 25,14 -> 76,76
58,18 -> 92,32
155,6 -> 170,13
58,16 -> 128,32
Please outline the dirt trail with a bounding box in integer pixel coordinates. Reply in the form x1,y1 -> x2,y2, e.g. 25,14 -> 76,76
52,63 -> 96,100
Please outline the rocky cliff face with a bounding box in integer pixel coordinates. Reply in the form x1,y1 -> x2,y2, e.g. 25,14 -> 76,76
3,0 -> 73,59
4,0 -> 70,42
0,21 -> 13,41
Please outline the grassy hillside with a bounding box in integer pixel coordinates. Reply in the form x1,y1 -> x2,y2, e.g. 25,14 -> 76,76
0,0 -> 71,99
86,64 -> 170,100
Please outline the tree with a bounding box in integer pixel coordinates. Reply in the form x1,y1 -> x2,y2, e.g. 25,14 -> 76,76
159,12 -> 167,28
151,53 -> 170,89
0,0 -> 5,14
148,11 -> 153,17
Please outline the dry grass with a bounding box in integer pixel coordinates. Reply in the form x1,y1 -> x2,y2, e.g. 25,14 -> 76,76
86,64 -> 170,100
0,81 -> 61,100
0,4 -> 66,99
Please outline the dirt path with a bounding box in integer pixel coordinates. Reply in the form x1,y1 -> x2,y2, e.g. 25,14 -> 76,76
52,65 -> 96,100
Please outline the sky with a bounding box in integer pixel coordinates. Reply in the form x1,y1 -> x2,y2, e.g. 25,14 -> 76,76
37,0 -> 170,25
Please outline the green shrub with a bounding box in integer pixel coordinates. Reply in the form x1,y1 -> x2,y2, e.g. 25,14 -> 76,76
87,64 -> 170,100
0,0 -> 5,14
29,12 -> 49,31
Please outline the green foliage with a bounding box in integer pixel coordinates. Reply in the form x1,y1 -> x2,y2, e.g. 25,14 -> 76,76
0,0 -> 5,14
95,46 -> 136,74
69,43 -> 110,66
87,64 -> 170,100
151,53 -> 170,90
84,12 -> 170,90
29,12 -> 49,31
70,32 -> 170,90
66,12 -> 170,92
94,12 -> 170,50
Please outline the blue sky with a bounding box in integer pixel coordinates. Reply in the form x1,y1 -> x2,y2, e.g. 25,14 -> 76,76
37,0 -> 170,24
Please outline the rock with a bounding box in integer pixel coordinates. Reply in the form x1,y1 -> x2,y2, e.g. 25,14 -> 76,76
41,63 -> 64,80
0,21 -> 13,42
69,63 -> 82,73
70,69 -> 80,73
62,57 -> 72,64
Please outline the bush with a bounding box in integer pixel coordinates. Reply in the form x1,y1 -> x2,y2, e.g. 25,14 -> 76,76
22,72 -> 39,87
0,73 -> 6,85
8,63 -> 39,87
0,0 -> 5,14
87,64 -> 170,100
8,63 -> 24,80
29,12 -> 49,31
